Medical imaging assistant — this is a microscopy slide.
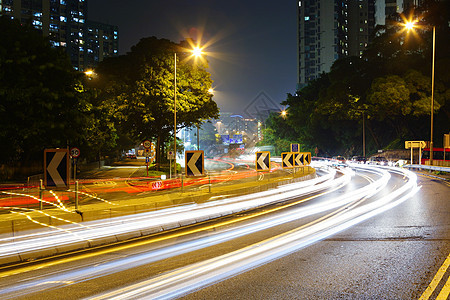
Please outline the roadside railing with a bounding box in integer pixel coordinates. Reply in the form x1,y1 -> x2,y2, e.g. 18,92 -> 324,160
404,164 -> 450,173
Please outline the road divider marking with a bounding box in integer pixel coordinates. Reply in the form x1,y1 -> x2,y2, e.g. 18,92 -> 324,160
419,251 -> 450,300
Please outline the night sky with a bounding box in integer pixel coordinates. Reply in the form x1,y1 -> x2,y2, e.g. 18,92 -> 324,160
88,0 -> 297,116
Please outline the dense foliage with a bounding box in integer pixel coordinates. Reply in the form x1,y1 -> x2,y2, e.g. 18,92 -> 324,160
0,17 -> 91,165
262,1 -> 449,157
94,37 -> 219,166
0,18 -> 218,178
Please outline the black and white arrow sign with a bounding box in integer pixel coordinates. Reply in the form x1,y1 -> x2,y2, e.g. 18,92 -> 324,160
44,149 -> 69,188
303,152 -> 311,165
294,152 -> 304,166
282,152 -> 294,169
185,150 -> 204,177
256,151 -> 270,171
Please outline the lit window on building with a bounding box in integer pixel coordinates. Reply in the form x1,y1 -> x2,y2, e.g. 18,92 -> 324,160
32,20 -> 42,27
60,0 -> 66,5
60,16 -> 66,22
33,12 -> 42,17
305,16 -> 309,21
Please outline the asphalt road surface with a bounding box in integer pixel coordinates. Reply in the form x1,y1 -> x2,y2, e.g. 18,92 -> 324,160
0,164 -> 448,299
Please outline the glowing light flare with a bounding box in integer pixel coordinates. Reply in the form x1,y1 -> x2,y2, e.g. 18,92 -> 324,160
404,21 -> 415,31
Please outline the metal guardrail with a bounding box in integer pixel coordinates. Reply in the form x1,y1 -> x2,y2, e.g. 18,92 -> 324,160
405,164 -> 450,173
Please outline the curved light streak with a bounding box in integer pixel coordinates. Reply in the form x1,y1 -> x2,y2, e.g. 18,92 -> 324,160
0,166 -> 335,260
89,167 -> 418,300
0,166 -> 394,298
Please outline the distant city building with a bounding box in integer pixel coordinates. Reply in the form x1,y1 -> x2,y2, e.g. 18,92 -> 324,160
297,0 -> 421,89
0,0 -> 118,70
214,113 -> 261,144
85,20 -> 119,70
297,0 -> 375,89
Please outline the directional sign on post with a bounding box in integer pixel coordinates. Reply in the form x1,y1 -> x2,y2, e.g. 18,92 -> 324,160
167,150 -> 175,160
281,152 -> 294,169
185,150 -> 204,177
303,152 -> 312,165
290,143 -> 300,153
294,152 -> 304,166
44,148 -> 70,189
256,151 -> 270,171
405,141 -> 426,149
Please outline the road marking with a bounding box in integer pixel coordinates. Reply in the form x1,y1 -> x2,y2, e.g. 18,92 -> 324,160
437,275 -> 450,300
419,252 -> 450,300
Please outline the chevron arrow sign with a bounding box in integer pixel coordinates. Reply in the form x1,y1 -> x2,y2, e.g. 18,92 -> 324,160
303,152 -> 312,165
294,152 -> 304,167
185,150 -> 204,177
44,149 -> 69,189
256,151 -> 270,171
282,152 -> 294,169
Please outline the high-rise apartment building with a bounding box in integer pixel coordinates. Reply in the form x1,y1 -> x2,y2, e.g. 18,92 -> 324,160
297,0 -> 376,89
85,20 -> 119,70
0,0 -> 118,70
297,0 -> 426,88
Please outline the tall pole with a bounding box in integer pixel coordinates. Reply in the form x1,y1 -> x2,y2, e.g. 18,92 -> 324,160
430,26 -> 435,166
174,53 -> 177,177
197,124 -> 200,150
362,111 -> 366,158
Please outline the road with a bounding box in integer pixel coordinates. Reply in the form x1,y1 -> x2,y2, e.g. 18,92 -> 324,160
0,164 -> 448,299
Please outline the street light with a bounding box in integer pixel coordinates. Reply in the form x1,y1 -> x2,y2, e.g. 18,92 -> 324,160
173,45 -> 206,176
403,20 -> 436,165
281,110 -> 287,119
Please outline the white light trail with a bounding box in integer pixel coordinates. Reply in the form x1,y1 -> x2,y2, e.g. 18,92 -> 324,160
0,166 -> 402,298
0,166 -> 338,260
88,167 -> 418,300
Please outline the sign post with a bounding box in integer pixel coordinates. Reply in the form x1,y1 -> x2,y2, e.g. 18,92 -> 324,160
44,148 -> 70,189
290,143 -> 300,153
405,141 -> 426,165
256,151 -> 270,172
281,152 -> 294,169
185,150 -> 204,177
70,147 -> 80,182
167,151 -> 175,178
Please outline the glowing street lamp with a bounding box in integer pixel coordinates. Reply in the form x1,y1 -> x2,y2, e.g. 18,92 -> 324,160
173,44 -> 206,176
281,110 -> 287,119
403,20 -> 436,165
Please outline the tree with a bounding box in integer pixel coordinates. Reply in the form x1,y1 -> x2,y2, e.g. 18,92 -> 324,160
96,37 -> 219,167
0,17 -> 90,165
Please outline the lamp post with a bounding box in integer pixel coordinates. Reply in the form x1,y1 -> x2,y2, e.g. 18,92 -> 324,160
404,21 -> 436,165
174,53 -> 177,177
173,46 -> 205,176
430,25 -> 435,165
